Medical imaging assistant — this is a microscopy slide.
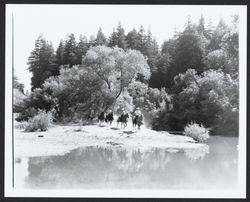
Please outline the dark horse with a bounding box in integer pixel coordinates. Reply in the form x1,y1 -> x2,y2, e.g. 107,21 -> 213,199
105,110 -> 114,125
132,114 -> 143,130
98,111 -> 106,125
117,113 -> 129,128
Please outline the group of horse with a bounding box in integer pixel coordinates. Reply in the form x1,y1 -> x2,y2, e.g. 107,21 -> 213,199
97,110 -> 143,130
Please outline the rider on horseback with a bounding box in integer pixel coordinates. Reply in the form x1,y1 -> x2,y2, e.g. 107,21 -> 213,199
133,107 -> 143,130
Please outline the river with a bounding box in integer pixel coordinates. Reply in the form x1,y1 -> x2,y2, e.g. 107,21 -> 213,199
14,136 -> 238,190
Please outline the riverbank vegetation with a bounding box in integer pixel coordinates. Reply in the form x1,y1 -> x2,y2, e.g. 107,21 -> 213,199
14,15 -> 239,136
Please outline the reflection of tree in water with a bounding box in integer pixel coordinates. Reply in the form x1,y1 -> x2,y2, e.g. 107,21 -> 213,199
25,141 -> 237,189
26,147 -> 173,188
184,144 -> 210,161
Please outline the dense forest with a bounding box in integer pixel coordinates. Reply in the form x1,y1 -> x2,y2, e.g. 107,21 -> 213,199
14,15 -> 239,136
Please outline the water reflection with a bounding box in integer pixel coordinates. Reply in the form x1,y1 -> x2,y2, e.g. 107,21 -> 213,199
14,137 -> 238,190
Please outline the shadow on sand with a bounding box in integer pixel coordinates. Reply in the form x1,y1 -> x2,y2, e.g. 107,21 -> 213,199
123,130 -> 136,135
98,125 -> 106,128
110,127 -> 120,130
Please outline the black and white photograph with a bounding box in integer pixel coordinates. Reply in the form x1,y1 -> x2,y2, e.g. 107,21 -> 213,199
5,4 -> 247,198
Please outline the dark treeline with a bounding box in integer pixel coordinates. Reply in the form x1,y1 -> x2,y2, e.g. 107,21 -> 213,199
15,15 -> 239,136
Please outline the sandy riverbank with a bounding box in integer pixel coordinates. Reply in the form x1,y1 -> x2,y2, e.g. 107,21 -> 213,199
14,123 -> 205,158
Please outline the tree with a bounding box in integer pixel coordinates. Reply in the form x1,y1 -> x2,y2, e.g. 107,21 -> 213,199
13,75 -> 24,94
154,68 -> 238,135
95,28 -> 107,46
13,75 -> 26,112
207,19 -> 229,52
197,15 -> 205,35
43,65 -> 105,119
63,33 -> 77,66
27,34 -> 57,90
166,22 -> 206,88
126,29 -> 141,50
42,46 -> 150,119
220,15 -> 239,78
82,46 -> 150,109
161,39 -> 177,57
75,35 -> 89,64
108,22 -> 127,49
55,40 -> 64,66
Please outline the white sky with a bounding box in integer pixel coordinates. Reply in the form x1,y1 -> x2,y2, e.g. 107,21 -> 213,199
6,5 -> 242,92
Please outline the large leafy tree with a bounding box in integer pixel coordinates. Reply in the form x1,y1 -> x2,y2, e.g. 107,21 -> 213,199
27,34 -> 58,90
43,65 -> 105,119
43,46 -> 150,119
82,46 -> 151,102
155,69 -> 238,135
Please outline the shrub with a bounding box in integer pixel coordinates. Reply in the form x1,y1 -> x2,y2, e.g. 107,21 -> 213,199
184,122 -> 210,143
25,110 -> 53,132
15,107 -> 38,122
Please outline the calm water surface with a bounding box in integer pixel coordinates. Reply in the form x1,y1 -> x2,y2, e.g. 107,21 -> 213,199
14,136 -> 238,190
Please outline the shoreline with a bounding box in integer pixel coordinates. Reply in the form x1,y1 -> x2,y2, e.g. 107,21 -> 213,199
14,123 -> 206,158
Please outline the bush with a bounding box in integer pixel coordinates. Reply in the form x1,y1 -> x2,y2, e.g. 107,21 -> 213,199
25,110 -> 53,132
184,122 -> 210,143
15,107 -> 38,122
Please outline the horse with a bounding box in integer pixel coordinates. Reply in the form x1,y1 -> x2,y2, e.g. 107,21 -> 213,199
117,113 -> 129,128
105,111 -> 114,125
132,114 -> 143,130
98,111 -> 106,126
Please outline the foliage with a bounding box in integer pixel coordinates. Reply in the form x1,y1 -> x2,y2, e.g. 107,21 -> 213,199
25,16 -> 239,136
15,88 -> 57,121
13,75 -> 26,112
128,81 -> 171,127
113,89 -> 134,114
13,89 -> 26,113
95,28 -> 108,46
184,122 -> 210,143
27,34 -> 58,90
63,33 -> 77,66
108,22 -> 127,49
43,65 -> 104,120
167,26 -> 206,87
55,40 -> 65,66
13,75 -> 24,93
25,110 -> 53,132
83,46 -> 150,100
153,68 -> 238,135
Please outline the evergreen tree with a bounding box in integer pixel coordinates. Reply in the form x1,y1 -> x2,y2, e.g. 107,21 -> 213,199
63,33 -> 77,67
89,35 -> 96,46
27,34 -> 57,90
108,22 -> 127,49
55,40 -> 64,66
126,29 -> 141,50
197,15 -> 205,35
207,19 -> 229,51
13,75 -> 24,94
76,35 -> 89,64
95,28 -> 107,46
166,20 -> 206,88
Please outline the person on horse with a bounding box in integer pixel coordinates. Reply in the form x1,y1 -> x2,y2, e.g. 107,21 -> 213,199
133,107 -> 143,130
105,109 -> 114,125
117,109 -> 129,128
87,109 -> 95,121
98,111 -> 106,126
